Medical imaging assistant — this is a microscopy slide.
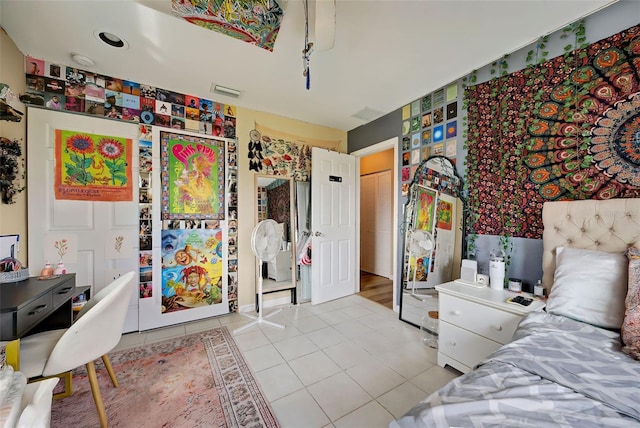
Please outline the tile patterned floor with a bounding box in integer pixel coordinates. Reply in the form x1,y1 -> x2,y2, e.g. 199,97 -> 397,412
114,295 -> 461,428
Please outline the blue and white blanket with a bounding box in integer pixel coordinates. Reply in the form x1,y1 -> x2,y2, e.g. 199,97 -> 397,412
391,311 -> 640,427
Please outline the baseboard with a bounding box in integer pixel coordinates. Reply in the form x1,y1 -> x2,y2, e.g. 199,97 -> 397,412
238,295 -> 292,313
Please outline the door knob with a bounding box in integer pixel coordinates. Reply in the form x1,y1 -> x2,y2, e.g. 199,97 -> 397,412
313,231 -> 322,237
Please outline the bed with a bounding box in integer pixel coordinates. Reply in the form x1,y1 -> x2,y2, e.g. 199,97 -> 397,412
391,198 -> 640,427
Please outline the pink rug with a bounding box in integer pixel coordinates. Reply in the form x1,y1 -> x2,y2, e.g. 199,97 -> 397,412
50,326 -> 279,427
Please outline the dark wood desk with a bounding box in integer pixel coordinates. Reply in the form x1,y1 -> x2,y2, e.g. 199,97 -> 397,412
0,274 -> 77,340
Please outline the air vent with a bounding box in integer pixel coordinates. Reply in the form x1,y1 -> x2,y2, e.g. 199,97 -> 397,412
352,107 -> 384,121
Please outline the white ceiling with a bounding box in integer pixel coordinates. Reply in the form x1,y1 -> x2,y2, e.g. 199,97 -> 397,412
0,0 -> 616,131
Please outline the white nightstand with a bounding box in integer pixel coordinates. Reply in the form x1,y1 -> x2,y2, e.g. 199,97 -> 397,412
435,281 -> 545,373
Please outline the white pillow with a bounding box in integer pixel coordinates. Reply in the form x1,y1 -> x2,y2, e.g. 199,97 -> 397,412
546,246 -> 628,329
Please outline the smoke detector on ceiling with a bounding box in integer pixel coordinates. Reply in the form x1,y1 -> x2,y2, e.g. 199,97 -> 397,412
352,107 -> 384,122
71,53 -> 95,67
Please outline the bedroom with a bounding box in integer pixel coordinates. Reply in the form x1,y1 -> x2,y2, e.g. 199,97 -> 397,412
1,0 -> 640,426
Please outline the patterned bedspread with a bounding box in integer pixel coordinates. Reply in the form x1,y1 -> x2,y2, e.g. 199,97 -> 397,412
391,311 -> 640,427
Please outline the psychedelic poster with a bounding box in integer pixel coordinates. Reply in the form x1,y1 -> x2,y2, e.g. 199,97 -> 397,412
436,199 -> 453,230
161,228 -> 225,313
171,0 -> 285,52
54,129 -> 132,201
160,131 -> 225,219
414,185 -> 437,232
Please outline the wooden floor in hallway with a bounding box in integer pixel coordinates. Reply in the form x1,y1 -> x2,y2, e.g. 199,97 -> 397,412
358,271 -> 393,309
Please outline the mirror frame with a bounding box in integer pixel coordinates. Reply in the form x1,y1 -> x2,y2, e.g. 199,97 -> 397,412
398,155 -> 466,328
254,174 -> 297,302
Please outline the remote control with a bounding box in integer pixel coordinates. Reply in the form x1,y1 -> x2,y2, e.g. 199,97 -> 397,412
508,295 -> 533,306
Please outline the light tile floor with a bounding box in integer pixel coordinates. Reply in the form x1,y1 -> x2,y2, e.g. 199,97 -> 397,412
114,294 -> 461,428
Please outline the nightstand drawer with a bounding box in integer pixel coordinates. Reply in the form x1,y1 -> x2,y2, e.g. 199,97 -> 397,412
439,321 -> 502,369
440,294 -> 522,344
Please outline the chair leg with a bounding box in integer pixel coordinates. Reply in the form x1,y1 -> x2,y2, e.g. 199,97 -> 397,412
52,371 -> 73,399
102,355 -> 118,387
4,339 -> 20,370
86,361 -> 108,428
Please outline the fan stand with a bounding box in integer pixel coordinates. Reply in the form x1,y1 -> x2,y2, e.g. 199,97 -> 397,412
233,257 -> 285,334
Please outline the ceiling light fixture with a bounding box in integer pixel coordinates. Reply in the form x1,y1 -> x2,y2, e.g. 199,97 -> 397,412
212,84 -> 241,98
71,53 -> 95,67
94,30 -> 128,49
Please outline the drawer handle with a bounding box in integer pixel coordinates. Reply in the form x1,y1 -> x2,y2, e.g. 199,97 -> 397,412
29,304 -> 47,316
57,287 -> 73,294
493,325 -> 503,331
450,310 -> 461,316
449,341 -> 456,347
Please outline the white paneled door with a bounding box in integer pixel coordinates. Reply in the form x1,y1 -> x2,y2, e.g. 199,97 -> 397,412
27,108 -> 139,332
311,148 -> 357,304
360,170 -> 392,278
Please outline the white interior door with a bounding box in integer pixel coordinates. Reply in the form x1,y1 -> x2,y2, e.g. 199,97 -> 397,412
360,170 -> 392,278
311,148 -> 356,304
27,108 -> 139,332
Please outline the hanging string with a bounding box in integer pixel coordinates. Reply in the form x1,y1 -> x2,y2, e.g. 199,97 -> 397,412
302,0 -> 313,90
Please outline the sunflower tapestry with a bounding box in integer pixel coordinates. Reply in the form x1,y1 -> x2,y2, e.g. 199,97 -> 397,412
466,24 -> 640,239
54,129 -> 132,201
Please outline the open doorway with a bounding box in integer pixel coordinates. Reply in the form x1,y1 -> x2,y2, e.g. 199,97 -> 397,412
352,138 -> 399,311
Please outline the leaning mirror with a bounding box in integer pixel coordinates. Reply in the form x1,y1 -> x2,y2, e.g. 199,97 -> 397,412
255,175 -> 297,308
399,156 -> 465,328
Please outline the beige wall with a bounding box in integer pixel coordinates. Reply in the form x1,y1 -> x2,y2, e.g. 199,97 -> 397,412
0,29 -> 348,310
235,108 -> 347,307
360,148 -> 393,176
0,28 -> 28,262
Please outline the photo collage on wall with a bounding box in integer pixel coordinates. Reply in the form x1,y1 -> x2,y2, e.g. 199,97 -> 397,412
159,131 -> 239,313
138,125 -> 154,299
22,56 -> 237,140
401,83 -> 460,197
136,125 -> 238,313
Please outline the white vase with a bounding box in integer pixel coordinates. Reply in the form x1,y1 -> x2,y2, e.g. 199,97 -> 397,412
53,261 -> 67,275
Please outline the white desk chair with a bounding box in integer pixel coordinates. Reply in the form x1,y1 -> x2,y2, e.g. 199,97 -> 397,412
16,271 -> 135,428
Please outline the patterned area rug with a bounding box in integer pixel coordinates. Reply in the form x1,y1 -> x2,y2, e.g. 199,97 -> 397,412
50,326 -> 279,428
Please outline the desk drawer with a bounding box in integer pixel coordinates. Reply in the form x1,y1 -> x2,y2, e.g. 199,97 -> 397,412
16,293 -> 52,335
440,294 -> 521,344
52,280 -> 75,307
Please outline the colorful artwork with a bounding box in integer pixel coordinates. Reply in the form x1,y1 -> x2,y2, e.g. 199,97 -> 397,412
433,125 -> 444,142
171,0 -> 285,52
161,228 -> 224,313
437,200 -> 453,230
54,129 -> 132,201
402,104 -> 411,120
161,131 -> 225,220
446,121 -> 457,138
414,186 -> 437,232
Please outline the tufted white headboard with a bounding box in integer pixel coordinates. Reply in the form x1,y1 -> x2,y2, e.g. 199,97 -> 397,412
542,198 -> 640,293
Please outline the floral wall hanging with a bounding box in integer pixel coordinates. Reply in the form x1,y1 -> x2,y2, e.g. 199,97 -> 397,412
54,129 -> 132,201
465,24 -> 640,239
247,129 -> 312,181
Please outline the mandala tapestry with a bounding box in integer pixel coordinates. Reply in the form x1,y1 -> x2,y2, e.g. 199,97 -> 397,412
466,24 -> 640,239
